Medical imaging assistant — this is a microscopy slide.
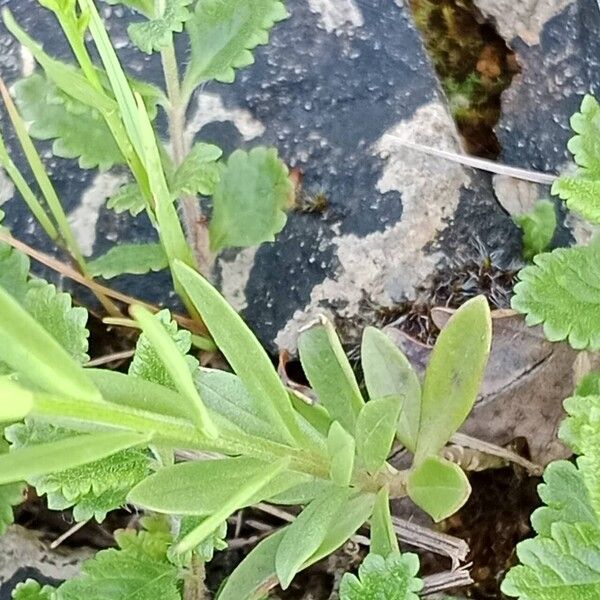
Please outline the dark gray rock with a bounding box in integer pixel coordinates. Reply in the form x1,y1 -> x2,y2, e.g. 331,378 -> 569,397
0,0 -> 521,350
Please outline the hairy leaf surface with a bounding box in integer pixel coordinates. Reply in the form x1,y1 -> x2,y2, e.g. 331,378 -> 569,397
173,142 -> 223,196
106,182 -> 146,216
89,243 -> 168,279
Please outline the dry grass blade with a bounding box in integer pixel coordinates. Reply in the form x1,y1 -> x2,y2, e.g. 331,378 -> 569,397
422,565 -> 474,596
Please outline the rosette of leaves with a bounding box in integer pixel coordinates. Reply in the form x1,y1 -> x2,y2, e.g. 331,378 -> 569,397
501,374 -> 600,598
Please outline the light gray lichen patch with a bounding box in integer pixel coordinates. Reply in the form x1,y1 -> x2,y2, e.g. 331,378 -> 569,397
184,92 -> 265,151
68,172 -> 127,256
0,168 -> 14,208
218,246 -> 259,312
307,0 -> 364,34
275,101 -> 468,351
473,0 -> 574,45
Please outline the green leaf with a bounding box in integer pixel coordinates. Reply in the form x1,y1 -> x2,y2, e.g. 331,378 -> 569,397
57,515 -> 181,600
551,95 -> 600,224
0,379 -> 35,423
173,142 -> 223,196
128,0 -> 193,54
298,317 -> 364,434
0,285 -> 100,402
128,456 -> 279,515
24,282 -> 89,364
414,296 -> 492,463
327,421 -> 355,487
208,147 -> 294,251
501,522 -> 600,599
530,461 -> 598,537
340,552 -> 423,600
171,517 -> 227,565
276,487 -> 351,589
11,580 -> 56,600
13,74 -> 123,170
130,305 -> 216,437
6,419 -> 150,522
370,487 -> 399,558
106,182 -> 146,216
356,396 -> 402,473
0,241 -> 30,303
407,456 -> 471,522
173,260 -> 302,445
182,0 -> 288,95
172,458 -> 288,554
511,244 -> 600,350
104,0 -> 154,15
0,430 -> 150,486
361,326 -> 421,452
0,433 -> 24,535
218,529 -> 285,600
514,199 -> 557,261
88,243 -> 168,279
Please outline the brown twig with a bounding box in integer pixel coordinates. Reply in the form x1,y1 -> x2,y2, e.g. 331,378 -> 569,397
85,349 -> 135,368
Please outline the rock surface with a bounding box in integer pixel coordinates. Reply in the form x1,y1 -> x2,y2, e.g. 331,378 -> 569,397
0,0 -> 521,351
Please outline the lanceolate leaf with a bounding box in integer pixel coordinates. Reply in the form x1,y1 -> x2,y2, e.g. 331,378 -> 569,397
106,182 -> 146,216
182,0 -> 288,95
298,317 -> 364,434
355,396 -> 402,473
209,147 -> 294,251
361,326 -> 421,451
407,456 -> 471,522
173,142 -> 223,196
13,74 -> 123,170
327,421 -> 355,487
275,487 -> 351,589
370,488 -> 399,558
414,296 -> 492,463
0,285 -> 101,402
128,0 -> 193,54
88,243 -> 168,279
513,199 -> 557,261
511,244 -> 600,350
174,261 -> 302,445
0,430 -> 150,486
340,552 -> 423,600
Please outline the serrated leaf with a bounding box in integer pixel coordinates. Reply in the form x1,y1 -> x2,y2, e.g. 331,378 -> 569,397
13,74 -> 123,170
0,285 -> 100,402
209,147 -> 294,251
531,461 -> 598,537
88,243 -> 168,279
551,95 -> 600,224
356,396 -> 402,473
11,579 -> 56,600
511,244 -> 600,350
57,515 -> 181,600
276,487 -> 351,589
171,517 -> 227,565
415,296 -> 492,463
298,317 -> 364,434
24,282 -> 89,364
340,552 -> 423,600
327,421 -> 355,487
173,142 -> 223,196
514,199 -> 557,261
183,0 -> 288,95
370,488 -> 399,558
128,0 -> 193,54
0,434 -> 24,535
501,522 -> 600,599
0,241 -> 30,303
106,182 -> 146,216
407,456 -> 471,522
361,326 -> 421,452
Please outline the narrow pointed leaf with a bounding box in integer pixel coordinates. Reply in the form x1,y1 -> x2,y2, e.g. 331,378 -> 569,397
0,286 -> 101,402
361,326 -> 421,451
0,431 -> 151,485
370,487 -> 399,557
276,487 -> 351,589
407,456 -> 471,522
356,396 -> 402,472
130,305 -> 216,437
173,261 -> 301,445
89,243 -> 168,279
298,317 -> 364,433
414,295 -> 491,463
0,379 -> 34,422
327,421 -> 355,487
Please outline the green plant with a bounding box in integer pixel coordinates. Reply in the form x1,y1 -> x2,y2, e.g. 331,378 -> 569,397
501,374 -> 600,598
513,199 -> 557,262
0,0 -> 293,320
0,233 -> 493,596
